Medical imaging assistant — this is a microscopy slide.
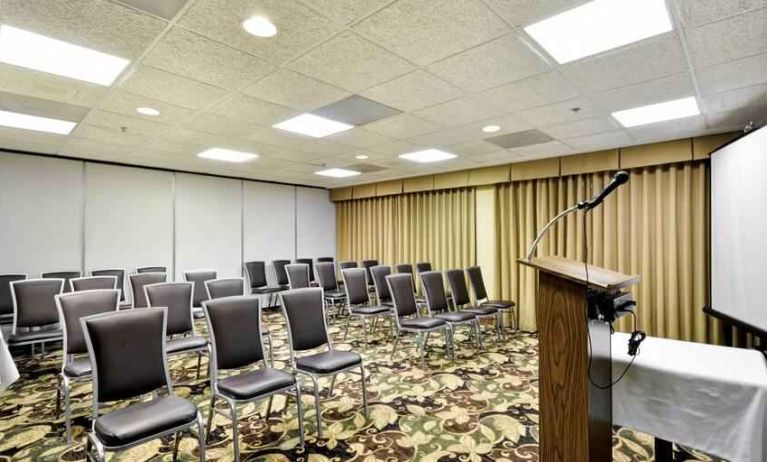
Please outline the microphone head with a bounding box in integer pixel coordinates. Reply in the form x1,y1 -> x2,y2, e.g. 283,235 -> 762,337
615,170 -> 630,184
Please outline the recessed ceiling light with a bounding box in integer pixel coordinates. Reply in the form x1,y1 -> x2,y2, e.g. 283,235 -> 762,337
243,16 -> 278,38
197,148 -> 258,163
315,168 -> 361,178
399,149 -> 457,163
0,25 -> 130,85
355,154 -> 369,160
273,113 -> 354,138
524,0 -> 673,64
136,107 -> 160,116
0,109 -> 76,135
482,124 -> 501,133
612,96 -> 700,128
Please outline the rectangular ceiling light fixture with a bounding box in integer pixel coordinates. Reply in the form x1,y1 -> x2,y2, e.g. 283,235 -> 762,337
0,109 -> 76,134
315,168 -> 361,178
612,96 -> 700,127
399,148 -> 457,163
197,147 -> 258,163
0,25 -> 130,86
524,0 -> 673,64
273,113 -> 354,138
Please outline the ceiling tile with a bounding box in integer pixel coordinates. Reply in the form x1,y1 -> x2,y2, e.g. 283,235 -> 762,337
289,31 -> 413,92
312,95 -> 401,125
686,8 -> 767,67
414,96 -> 506,126
143,26 -> 273,90
0,63 -> 109,107
514,96 -> 597,127
0,126 -> 67,152
361,70 -> 463,111
363,113 -> 442,139
326,128 -> 394,149
701,83 -> 767,114
696,52 -> 767,95
71,122 -> 156,147
242,125 -> 315,150
113,0 -> 190,20
209,93 -> 298,125
509,140 -> 573,159
589,72 -> 696,113
97,90 -> 195,125
486,129 -> 554,148
463,149 -> 521,165
0,91 -> 90,121
428,34 -> 551,92
409,113 -> 530,146
367,139 -> 427,156
626,115 -> 708,142
353,0 -> 509,65
677,0 -> 765,28
120,65 -> 230,110
447,140 -> 500,157
705,106 -> 765,131
59,137 -> 141,159
562,129 -> 633,151
476,71 -> 579,112
298,0 -> 393,24
242,69 -> 349,111
80,109 -> 171,139
541,116 -> 621,139
482,0 -> 590,26
181,112 -> 260,138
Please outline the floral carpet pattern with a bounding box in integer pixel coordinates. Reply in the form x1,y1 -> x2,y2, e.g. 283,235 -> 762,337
0,309 -> 725,461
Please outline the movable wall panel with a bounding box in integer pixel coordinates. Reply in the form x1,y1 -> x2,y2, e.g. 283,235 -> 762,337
0,154 -> 83,276
296,187 -> 336,260
84,164 -> 174,303
175,173 -> 242,280
243,182 -> 295,286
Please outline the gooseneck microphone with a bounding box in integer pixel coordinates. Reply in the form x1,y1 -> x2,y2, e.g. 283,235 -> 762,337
578,170 -> 630,210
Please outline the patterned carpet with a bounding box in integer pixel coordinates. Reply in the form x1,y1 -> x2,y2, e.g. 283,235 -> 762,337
0,309 -> 725,461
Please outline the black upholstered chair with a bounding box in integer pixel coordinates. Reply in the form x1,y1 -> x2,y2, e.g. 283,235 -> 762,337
145,282 -> 208,378
136,266 -> 166,274
421,271 -> 481,354
183,269 -> 217,316
295,258 -> 315,283
386,273 -> 451,362
466,266 -> 517,333
70,276 -> 117,293
0,274 -> 26,322
415,262 -> 432,273
395,263 -> 413,274
203,295 -> 304,459
280,288 -> 369,439
445,269 -> 502,342
91,269 -> 126,303
316,257 -> 334,263
315,262 -> 346,315
339,261 -> 358,270
361,260 -> 378,287
43,270 -> 81,294
54,289 -> 120,443
341,268 -> 392,346
205,278 -> 245,300
80,308 -> 205,461
395,263 -> 425,302
129,272 -> 167,309
272,260 -> 291,290
286,263 -> 310,289
370,265 -> 393,307
244,261 -> 282,306
8,278 -> 64,353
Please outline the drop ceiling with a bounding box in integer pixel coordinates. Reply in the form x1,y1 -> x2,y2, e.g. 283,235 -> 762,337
0,0 -> 764,188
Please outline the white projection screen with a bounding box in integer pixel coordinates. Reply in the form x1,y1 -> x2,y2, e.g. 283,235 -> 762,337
711,126 -> 767,332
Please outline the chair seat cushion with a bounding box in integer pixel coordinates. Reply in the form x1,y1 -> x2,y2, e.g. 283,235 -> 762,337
400,317 -> 446,330
324,290 -> 346,299
436,312 -> 475,323
483,300 -> 515,309
463,306 -> 498,316
7,328 -> 62,345
251,286 -> 281,294
351,305 -> 390,315
166,335 -> 208,354
296,350 -> 361,374
63,358 -> 91,378
95,395 -> 198,447
217,368 -> 295,400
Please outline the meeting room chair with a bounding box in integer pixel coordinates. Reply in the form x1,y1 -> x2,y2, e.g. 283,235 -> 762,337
415,262 -> 432,273
341,268 -> 392,346
7,278 -> 64,353
395,264 -> 425,303
295,258 -> 316,284
280,288 -> 369,439
70,276 -> 117,293
286,263 -> 310,289
145,282 -> 209,378
370,265 -> 394,307
315,262 -> 346,317
361,260 -> 378,287
387,273 -> 452,363
183,269 -> 217,316
316,257 -> 334,263
79,308 -> 205,462
136,266 -> 166,274
420,271 -> 480,355
339,261 -> 358,270
466,266 -> 517,333
91,269 -> 127,303
244,261 -> 281,306
203,295 -> 304,459
54,288 -> 120,443
205,277 -> 245,300
129,272 -> 167,309
42,270 -> 81,294
445,269 -> 502,342
0,274 -> 26,322
271,260 -> 291,290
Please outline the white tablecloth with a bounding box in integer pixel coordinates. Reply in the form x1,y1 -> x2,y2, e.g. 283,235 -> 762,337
0,326 -> 19,392
612,333 -> 767,462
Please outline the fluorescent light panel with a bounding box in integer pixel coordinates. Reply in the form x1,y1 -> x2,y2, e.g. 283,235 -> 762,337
0,25 -> 130,85
197,148 -> 258,163
612,96 -> 700,127
0,109 -> 76,134
399,149 -> 457,163
524,0 -> 673,64
315,168 -> 360,178
273,113 -> 353,138
243,16 -> 278,38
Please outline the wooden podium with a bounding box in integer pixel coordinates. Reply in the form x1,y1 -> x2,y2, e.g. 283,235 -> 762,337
519,256 -> 640,462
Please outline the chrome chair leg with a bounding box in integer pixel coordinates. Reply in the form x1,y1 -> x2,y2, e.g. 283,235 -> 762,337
329,375 -> 336,397
295,385 -> 305,449
196,352 -> 202,379
390,331 -> 401,360
63,378 -> 72,444
205,395 -> 216,443
55,374 -> 62,417
308,374 -> 323,438
172,432 -> 181,461
496,312 -> 503,342
362,317 -> 368,346
265,395 -> 274,420
196,411 -> 206,462
359,364 -> 369,417
343,315 -> 352,341
228,399 -> 240,461
474,319 -> 482,353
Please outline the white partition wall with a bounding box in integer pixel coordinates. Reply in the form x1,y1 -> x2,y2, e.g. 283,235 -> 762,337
296,187 -> 336,260
0,154 -> 84,276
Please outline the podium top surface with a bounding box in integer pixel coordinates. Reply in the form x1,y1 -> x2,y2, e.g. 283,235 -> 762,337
518,256 -> 640,291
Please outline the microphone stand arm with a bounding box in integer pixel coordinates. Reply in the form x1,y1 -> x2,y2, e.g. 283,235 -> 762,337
525,202 -> 585,261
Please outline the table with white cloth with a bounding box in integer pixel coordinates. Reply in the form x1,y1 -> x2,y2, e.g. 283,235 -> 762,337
611,332 -> 767,462
0,325 -> 20,392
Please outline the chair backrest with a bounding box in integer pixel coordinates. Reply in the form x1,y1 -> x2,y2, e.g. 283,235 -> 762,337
183,269 -> 217,307
272,260 -> 290,286
342,268 -> 370,305
295,258 -> 315,282
315,262 -> 339,291
91,269 -> 126,302
416,262 -> 432,273
42,271 -> 81,294
387,273 -> 418,318
361,260 -> 379,285
420,271 -> 450,314
56,289 -> 120,356
370,265 -> 392,304
11,278 -> 64,329
339,261 -> 358,270
145,282 -> 194,336
205,278 -> 245,300
396,264 -> 413,274
280,288 -> 329,352
466,266 -> 489,301
316,257 -> 334,263
204,295 -> 264,373
71,276 -> 117,292
244,261 -> 267,289
0,274 -> 26,316
130,272 -> 167,308
445,269 -> 471,307
286,264 -> 310,289
81,308 -> 171,404
136,266 -> 166,274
